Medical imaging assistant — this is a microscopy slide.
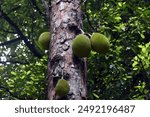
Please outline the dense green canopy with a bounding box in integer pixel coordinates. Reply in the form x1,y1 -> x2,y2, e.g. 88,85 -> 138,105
0,0 -> 150,99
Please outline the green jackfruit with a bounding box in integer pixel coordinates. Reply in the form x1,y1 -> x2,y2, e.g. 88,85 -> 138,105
55,79 -> 70,97
72,34 -> 91,57
38,32 -> 50,50
90,33 -> 110,54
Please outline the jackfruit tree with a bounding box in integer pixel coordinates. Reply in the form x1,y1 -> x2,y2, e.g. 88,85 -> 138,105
0,0 -> 150,100
47,0 -> 87,100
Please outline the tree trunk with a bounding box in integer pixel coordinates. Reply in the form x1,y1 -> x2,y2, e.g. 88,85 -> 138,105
47,0 -> 87,100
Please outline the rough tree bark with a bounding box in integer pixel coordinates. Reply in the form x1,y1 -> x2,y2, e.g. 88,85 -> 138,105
47,0 -> 87,100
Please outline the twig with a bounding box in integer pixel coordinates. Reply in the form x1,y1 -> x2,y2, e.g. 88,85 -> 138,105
0,60 -> 29,65
0,38 -> 21,46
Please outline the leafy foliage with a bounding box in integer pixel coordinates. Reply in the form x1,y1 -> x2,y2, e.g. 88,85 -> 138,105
0,0 -> 48,99
83,0 -> 150,99
0,0 -> 150,99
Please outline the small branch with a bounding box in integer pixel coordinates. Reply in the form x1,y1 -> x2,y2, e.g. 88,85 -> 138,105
0,28 -> 16,34
0,60 -> 29,65
0,38 -> 21,46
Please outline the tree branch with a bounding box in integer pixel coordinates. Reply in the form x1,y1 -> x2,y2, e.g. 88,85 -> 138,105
0,60 -> 29,65
0,38 -> 21,46
0,9 -> 43,58
0,28 -> 16,34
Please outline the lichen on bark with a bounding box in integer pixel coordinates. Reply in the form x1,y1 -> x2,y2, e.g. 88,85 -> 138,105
47,0 -> 87,100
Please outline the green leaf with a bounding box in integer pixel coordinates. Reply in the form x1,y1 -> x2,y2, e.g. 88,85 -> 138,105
11,71 -> 17,76
92,93 -> 99,99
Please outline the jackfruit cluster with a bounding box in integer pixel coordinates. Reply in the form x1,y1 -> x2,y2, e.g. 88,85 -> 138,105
38,32 -> 50,50
55,79 -> 70,97
72,33 -> 110,57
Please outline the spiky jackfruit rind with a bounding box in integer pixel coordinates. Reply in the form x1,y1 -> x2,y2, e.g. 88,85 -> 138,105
38,32 -> 50,50
55,79 -> 70,97
91,33 -> 110,54
72,34 -> 91,57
